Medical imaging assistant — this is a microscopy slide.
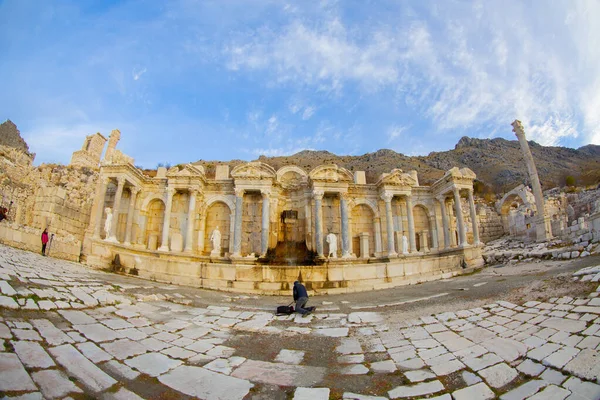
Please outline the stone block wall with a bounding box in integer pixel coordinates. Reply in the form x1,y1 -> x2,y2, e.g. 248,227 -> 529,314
0,222 -> 80,261
477,202 -> 505,243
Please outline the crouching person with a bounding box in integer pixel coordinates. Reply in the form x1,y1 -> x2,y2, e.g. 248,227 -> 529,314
293,281 -> 314,315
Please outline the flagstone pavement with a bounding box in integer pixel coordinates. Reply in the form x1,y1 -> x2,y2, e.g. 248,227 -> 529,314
1,244 -> 600,400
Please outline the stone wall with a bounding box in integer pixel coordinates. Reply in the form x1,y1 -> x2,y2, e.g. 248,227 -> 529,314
0,120 -> 31,155
0,221 -> 81,261
477,202 -> 505,243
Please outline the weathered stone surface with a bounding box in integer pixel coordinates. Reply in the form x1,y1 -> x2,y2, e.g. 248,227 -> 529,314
388,380 -> 444,398
31,369 -> 84,399
452,382 -> 495,400
294,387 -> 330,400
539,318 -> 587,333
159,365 -> 253,400
0,353 -> 37,391
49,344 -> 117,392
125,353 -> 182,377
59,310 -> 96,325
481,337 -> 527,362
102,338 -> 148,360
104,360 -> 141,380
76,341 -> 112,363
499,380 -> 547,400
526,384 -> 570,399
31,319 -> 74,345
275,349 -> 305,365
12,340 -> 55,368
102,387 -> 146,400
74,323 -> 122,342
232,359 -> 326,387
478,363 -> 518,388
516,359 -> 545,376
563,349 -> 600,382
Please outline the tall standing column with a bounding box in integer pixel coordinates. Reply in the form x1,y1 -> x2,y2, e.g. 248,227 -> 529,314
512,120 -> 552,241
108,177 -> 126,242
467,189 -> 481,246
453,187 -> 467,246
374,218 -> 383,254
93,177 -> 110,238
340,192 -> 351,257
314,190 -> 324,257
260,189 -> 270,257
232,188 -> 244,257
124,187 -> 139,245
381,192 -> 397,257
184,188 -> 198,253
429,216 -> 438,249
437,196 -> 450,249
197,213 -> 206,253
406,195 -> 416,253
158,187 -> 175,251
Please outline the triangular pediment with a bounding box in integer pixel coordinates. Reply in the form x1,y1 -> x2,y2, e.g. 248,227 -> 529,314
376,169 -> 417,187
231,162 -> 276,180
166,164 -> 206,178
309,164 -> 353,183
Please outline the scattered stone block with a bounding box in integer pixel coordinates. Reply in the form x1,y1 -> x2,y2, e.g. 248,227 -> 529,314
452,382 -> 495,400
388,380 -> 444,399
478,362 -> 518,388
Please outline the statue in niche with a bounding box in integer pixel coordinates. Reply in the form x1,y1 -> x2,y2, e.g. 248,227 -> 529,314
402,234 -> 409,254
326,232 -> 337,258
104,208 -> 113,239
210,226 -> 221,255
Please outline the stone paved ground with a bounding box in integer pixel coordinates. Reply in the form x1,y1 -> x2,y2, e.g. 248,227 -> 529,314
1,244 -> 600,399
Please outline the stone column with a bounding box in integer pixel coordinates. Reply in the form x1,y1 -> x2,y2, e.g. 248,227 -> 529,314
158,187 -> 175,251
184,188 -> 198,253
313,190 -> 324,257
124,187 -> 139,245
232,188 -> 244,257
406,195 -> 416,253
359,232 -> 370,259
422,230 -> 429,252
381,192 -> 397,257
108,177 -> 126,241
260,189 -> 270,257
93,177 -> 110,238
437,196 -> 450,249
512,120 -> 552,241
453,187 -> 467,246
197,212 -> 206,253
340,192 -> 351,258
467,189 -> 480,246
429,216 -> 438,249
374,218 -> 383,254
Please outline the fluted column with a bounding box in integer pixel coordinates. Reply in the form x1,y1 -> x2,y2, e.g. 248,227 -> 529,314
93,177 -> 110,238
437,196 -> 450,249
197,213 -> 206,253
124,187 -> 139,245
381,192 -> 397,256
340,192 -> 351,257
467,189 -> 480,246
232,188 -> 244,256
184,188 -> 198,253
406,195 -> 416,253
158,187 -> 175,251
260,189 -> 270,256
453,187 -> 467,246
108,177 -> 126,241
313,190 -> 324,257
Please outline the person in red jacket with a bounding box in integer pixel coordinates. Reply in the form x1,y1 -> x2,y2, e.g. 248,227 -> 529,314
41,228 -> 49,256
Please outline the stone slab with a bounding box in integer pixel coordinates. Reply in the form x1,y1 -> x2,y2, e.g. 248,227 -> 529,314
73,323 -> 122,342
526,384 -> 570,400
388,380 -> 444,398
59,310 -> 96,325
125,353 -> 182,377
232,359 -> 326,387
478,362 -> 518,388
31,369 -> 84,399
499,380 -> 547,400
76,341 -> 113,363
159,365 -> 253,400
0,353 -> 37,391
101,338 -> 148,360
49,344 -> 117,392
31,319 -> 73,345
12,340 -> 55,368
294,387 -> 330,400
563,349 -> 600,382
539,318 -> 587,333
452,382 -> 495,400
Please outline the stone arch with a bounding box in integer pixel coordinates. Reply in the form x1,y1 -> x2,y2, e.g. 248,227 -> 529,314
350,198 -> 380,218
204,194 -> 235,212
144,198 -> 165,250
141,194 -> 166,212
412,204 -> 432,252
351,203 -> 376,258
497,185 -> 534,215
276,165 -> 308,190
203,199 -> 232,255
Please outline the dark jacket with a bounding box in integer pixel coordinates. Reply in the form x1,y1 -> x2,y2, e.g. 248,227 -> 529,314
293,281 -> 308,300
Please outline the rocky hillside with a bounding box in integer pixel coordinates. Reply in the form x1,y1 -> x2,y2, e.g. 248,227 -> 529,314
194,137 -> 600,192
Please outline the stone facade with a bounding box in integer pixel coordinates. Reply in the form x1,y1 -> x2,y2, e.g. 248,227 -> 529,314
70,132 -> 107,169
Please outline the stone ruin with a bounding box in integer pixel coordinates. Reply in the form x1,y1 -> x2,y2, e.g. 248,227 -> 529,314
0,119 -> 598,293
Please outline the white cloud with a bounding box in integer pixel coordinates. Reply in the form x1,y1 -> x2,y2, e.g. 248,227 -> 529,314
133,67 -> 147,80
302,106 -> 315,120
387,125 -> 407,142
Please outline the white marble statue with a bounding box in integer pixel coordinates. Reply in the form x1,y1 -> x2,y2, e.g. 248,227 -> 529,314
104,207 -> 113,238
402,234 -> 409,254
326,232 -> 338,258
210,226 -> 222,255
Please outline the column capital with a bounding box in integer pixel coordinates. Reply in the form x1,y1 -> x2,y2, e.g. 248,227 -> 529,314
130,186 -> 140,195
339,191 -> 350,201
436,194 -> 447,203
380,192 -> 393,202
260,188 -> 271,198
189,185 -> 200,195
166,187 -> 176,196
234,188 -> 245,197
116,176 -> 126,186
452,186 -> 461,196
404,194 -> 413,203
101,176 -> 111,185
312,190 -> 324,200
511,119 -> 525,137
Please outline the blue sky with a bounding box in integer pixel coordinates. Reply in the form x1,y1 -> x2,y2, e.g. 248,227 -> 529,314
1,0 -> 599,168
